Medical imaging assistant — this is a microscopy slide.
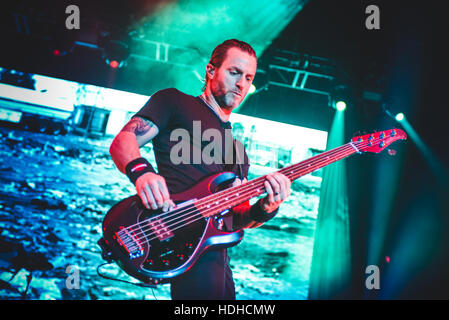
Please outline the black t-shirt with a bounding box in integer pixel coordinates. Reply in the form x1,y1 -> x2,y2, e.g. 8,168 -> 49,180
135,88 -> 249,194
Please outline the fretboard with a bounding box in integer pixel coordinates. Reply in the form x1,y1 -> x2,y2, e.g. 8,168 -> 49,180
195,142 -> 357,218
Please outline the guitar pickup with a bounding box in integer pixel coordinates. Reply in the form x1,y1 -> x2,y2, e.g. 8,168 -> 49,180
146,217 -> 174,241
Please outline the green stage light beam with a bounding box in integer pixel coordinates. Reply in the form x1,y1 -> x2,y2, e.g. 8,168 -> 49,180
365,107 -> 410,276
398,117 -> 449,186
365,133 -> 404,288
380,187 -> 444,299
308,109 -> 351,299
366,110 -> 448,298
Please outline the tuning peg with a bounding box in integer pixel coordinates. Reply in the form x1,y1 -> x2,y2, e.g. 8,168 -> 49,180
387,148 -> 396,156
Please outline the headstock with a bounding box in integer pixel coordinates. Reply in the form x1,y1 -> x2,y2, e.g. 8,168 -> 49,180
351,129 -> 407,154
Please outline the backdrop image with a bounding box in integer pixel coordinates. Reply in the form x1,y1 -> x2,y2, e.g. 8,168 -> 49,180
0,71 -> 328,300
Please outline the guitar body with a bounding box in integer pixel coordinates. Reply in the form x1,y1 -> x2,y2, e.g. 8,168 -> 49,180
99,172 -> 244,285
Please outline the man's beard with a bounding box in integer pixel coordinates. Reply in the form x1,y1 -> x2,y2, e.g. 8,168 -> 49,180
214,90 -> 240,110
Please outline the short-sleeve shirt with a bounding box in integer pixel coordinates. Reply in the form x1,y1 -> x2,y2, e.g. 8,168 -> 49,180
135,88 -> 249,194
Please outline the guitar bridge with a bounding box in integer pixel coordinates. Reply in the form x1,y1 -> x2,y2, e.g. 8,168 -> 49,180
115,227 -> 145,259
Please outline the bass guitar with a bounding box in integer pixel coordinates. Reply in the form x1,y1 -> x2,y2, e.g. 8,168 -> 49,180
98,129 -> 406,285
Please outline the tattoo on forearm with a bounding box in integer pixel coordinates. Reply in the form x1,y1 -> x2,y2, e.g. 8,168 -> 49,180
122,117 -> 155,136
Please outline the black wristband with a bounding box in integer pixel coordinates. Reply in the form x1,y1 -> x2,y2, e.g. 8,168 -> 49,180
249,199 -> 279,223
125,157 -> 156,185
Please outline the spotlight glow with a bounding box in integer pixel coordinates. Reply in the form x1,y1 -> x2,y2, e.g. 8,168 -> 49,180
248,84 -> 256,94
308,109 -> 350,299
336,101 -> 346,111
395,113 -> 405,121
109,60 -> 119,69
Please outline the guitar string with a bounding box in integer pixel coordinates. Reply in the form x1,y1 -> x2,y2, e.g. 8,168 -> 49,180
120,140 -> 367,250
120,136 -> 385,251
123,137 -> 392,252
120,134 -> 398,250
123,144 -> 359,250
119,143 -> 357,250
118,141 -> 356,244
120,136 -> 388,250
118,139 -> 359,238
119,132 -> 396,240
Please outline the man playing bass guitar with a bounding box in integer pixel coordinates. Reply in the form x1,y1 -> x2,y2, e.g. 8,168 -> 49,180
109,39 -> 291,300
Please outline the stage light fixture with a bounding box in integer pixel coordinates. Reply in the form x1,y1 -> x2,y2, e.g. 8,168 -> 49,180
335,101 -> 347,111
109,60 -> 119,69
51,47 -> 70,57
248,84 -> 256,94
49,33 -> 75,57
329,83 -> 350,112
395,113 -> 405,121
102,40 -> 130,69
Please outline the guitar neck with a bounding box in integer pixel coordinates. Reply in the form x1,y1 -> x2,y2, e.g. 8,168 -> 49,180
197,142 -> 358,218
